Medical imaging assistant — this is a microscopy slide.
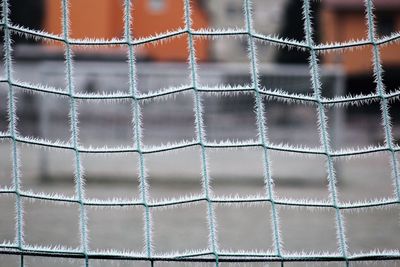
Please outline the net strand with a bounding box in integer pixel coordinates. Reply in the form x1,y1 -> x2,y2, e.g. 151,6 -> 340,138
2,75 -> 400,105
302,0 -> 349,265
3,21 -> 400,50
123,0 -> 153,264
183,0 -> 219,265
243,0 -> 283,260
0,188 -> 399,209
1,247 -> 400,262
2,0 -> 24,266
1,134 -> 400,156
61,0 -> 89,266
365,0 -> 400,201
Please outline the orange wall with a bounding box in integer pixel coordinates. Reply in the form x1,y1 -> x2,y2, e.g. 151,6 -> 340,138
321,9 -> 400,75
45,0 -> 124,39
132,0 -> 208,61
44,0 -> 208,61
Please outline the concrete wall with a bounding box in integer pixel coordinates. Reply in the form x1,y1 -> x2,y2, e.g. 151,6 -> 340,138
206,0 -> 289,62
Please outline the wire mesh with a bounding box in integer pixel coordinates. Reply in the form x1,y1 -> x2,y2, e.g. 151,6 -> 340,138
0,0 -> 400,266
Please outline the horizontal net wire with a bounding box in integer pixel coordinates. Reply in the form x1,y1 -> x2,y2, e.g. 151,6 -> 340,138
0,0 -> 399,266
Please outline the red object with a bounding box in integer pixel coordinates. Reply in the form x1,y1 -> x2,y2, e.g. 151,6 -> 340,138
44,0 -> 209,61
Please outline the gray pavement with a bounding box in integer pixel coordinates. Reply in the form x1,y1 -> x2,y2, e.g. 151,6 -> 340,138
0,143 -> 399,266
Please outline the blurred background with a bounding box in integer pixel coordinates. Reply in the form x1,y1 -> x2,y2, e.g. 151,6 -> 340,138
0,0 -> 400,266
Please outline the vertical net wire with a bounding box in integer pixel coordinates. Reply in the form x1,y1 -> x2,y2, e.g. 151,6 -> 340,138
184,0 -> 219,264
123,0 -> 153,263
302,0 -> 349,264
243,0 -> 282,260
61,0 -> 89,266
365,0 -> 400,201
1,0 -> 24,266
0,0 -> 399,266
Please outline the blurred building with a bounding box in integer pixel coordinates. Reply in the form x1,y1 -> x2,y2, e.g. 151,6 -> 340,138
320,0 -> 400,100
6,0 -> 290,62
321,0 -> 400,74
44,0 -> 209,61
206,0 -> 289,62
43,0 -> 289,62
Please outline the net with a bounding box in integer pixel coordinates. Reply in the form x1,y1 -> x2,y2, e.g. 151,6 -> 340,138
0,0 -> 399,266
